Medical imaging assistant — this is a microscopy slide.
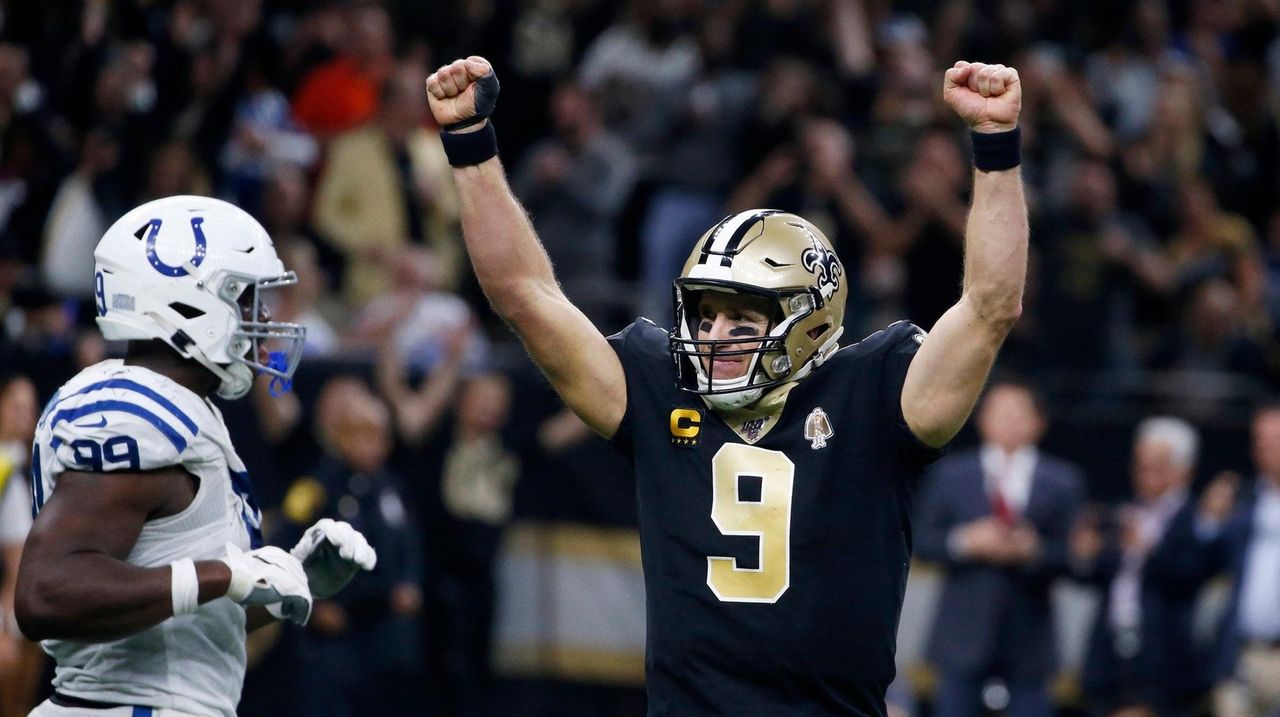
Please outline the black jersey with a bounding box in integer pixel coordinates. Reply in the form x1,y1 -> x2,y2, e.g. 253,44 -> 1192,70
608,318 -> 944,716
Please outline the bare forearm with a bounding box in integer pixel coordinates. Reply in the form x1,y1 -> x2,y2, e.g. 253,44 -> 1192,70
16,555 -> 230,642
904,61 -> 1027,445
962,167 -> 1027,325
901,168 -> 1027,447
430,60 -> 626,435
453,156 -> 560,317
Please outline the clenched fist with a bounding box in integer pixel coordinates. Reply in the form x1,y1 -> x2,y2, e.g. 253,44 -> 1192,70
943,61 -> 1021,134
427,56 -> 499,131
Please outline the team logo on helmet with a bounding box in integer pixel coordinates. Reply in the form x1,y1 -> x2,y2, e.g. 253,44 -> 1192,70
142,217 -> 208,278
795,223 -> 842,301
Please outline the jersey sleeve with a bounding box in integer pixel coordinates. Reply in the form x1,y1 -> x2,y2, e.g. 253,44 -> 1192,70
44,378 -> 201,474
605,318 -> 670,459
869,320 -> 949,468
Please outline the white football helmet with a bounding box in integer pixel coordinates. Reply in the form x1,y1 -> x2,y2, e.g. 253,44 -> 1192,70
670,209 -> 848,411
93,195 -> 305,399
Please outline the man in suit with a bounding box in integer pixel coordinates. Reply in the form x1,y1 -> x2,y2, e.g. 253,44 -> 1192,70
916,380 -> 1085,717
1208,404 -> 1280,717
1072,417 -> 1217,717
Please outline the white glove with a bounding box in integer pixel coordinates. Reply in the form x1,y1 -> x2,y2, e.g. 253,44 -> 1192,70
218,543 -> 313,625
290,518 -> 378,599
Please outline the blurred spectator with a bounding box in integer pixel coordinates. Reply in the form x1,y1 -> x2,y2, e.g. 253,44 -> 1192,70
312,62 -> 460,307
141,140 -> 211,201
732,0 -> 841,70
1072,417 -> 1217,717
421,373 -> 520,715
634,11 -> 755,322
1204,405 -> 1280,717
4,286 -> 81,399
39,127 -> 122,300
160,39 -> 238,179
734,55 -> 823,161
576,0 -> 701,149
375,319 -> 505,714
0,42 -> 61,266
512,81 -> 638,325
1148,278 -> 1268,378
0,375 -> 42,717
291,2 -> 394,137
1120,63 -> 1223,238
280,381 -> 425,717
272,240 -> 340,358
258,163 -> 345,293
893,127 -> 970,330
1016,45 -> 1116,180
376,317 -> 468,452
220,62 -> 318,215
1033,159 -> 1172,372
349,247 -> 485,375
869,15 -> 939,143
1084,0 -> 1170,144
915,380 -> 1085,717
1263,210 -> 1280,330
1167,178 -> 1257,291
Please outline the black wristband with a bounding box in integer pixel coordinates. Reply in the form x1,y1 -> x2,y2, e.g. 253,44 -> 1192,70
970,127 -> 1021,172
441,122 -> 498,167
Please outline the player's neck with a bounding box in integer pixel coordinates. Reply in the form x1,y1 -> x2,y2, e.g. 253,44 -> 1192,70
123,340 -> 220,397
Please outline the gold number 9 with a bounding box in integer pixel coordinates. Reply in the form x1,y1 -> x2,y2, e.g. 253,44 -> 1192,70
707,443 -> 795,603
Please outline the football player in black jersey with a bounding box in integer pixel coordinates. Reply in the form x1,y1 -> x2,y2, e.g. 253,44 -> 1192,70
428,56 -> 1027,716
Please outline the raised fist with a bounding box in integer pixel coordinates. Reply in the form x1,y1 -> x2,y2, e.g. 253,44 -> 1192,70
942,61 -> 1021,134
426,56 -> 499,131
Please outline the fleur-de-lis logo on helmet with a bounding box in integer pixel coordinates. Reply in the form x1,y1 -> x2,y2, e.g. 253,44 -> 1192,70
798,226 -> 843,301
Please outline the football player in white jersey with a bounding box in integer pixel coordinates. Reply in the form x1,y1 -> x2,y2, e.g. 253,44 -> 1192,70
14,195 -> 378,717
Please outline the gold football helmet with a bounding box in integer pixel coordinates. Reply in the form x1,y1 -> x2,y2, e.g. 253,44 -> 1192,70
669,209 -> 848,410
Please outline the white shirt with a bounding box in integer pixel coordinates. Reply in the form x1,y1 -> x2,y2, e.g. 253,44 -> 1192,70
1238,480 -> 1280,640
980,444 -> 1038,514
1109,488 -> 1187,633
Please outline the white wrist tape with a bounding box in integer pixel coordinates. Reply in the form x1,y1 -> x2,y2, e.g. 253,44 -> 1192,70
218,552 -> 254,603
170,558 -> 199,617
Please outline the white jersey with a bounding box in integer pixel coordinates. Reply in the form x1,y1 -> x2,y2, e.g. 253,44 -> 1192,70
31,360 -> 265,717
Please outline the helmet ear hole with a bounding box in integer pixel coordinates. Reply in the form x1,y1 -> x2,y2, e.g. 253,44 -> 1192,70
807,324 -> 828,340
169,302 -> 206,319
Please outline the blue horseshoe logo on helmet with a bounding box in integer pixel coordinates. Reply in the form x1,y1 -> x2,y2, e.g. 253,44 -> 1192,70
145,217 -> 208,277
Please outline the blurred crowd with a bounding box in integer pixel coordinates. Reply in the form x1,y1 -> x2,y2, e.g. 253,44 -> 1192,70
0,0 -> 1279,715
913,382 -> 1280,717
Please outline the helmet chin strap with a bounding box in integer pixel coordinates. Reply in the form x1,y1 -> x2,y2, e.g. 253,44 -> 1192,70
145,311 -> 254,399
209,361 -> 253,400
788,326 -> 845,383
702,387 -> 763,412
